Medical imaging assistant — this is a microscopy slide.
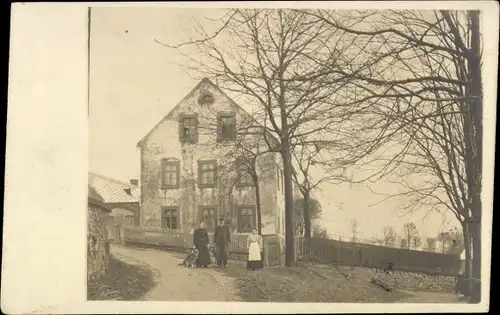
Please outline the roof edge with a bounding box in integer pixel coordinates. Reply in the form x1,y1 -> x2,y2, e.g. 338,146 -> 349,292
137,78 -> 212,148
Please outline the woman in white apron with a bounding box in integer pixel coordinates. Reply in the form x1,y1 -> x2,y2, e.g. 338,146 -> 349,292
246,228 -> 263,270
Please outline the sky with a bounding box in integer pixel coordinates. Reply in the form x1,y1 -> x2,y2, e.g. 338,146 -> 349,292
88,7 -> 460,242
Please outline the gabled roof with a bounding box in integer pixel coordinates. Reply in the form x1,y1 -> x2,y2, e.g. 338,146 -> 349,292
137,77 -> 279,148
88,184 -> 108,210
88,172 -> 139,204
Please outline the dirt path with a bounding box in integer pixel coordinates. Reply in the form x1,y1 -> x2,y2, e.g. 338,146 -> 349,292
111,245 -> 243,301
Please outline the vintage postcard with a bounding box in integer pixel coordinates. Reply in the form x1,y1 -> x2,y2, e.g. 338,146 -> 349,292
3,1 -> 497,314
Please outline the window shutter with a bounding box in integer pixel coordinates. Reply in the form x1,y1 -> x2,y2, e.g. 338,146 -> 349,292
178,115 -> 185,141
216,114 -> 222,141
175,161 -> 181,188
193,114 -> 199,143
231,115 -> 236,139
160,159 -> 166,188
213,162 -> 218,187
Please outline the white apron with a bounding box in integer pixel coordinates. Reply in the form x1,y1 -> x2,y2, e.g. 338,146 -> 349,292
248,241 -> 261,261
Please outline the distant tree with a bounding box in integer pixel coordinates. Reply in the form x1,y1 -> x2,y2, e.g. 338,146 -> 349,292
312,224 -> 330,239
383,226 -> 397,246
350,219 -> 359,243
426,237 -> 437,252
294,197 -> 322,236
412,234 -> 422,250
437,228 -> 464,254
400,238 -> 408,249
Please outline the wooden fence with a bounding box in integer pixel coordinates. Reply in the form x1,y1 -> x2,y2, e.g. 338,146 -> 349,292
122,226 -> 249,253
295,236 -> 461,275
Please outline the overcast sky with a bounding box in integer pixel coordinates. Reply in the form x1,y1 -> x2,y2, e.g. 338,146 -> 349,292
89,7 -> 460,241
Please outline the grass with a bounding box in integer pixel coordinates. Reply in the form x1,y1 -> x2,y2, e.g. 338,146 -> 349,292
215,262 -> 412,303
87,255 -> 157,301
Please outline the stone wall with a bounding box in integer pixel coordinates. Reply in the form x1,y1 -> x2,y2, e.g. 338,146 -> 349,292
87,205 -> 110,284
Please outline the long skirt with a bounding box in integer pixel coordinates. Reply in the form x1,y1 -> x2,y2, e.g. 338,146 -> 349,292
247,242 -> 263,270
195,245 -> 210,267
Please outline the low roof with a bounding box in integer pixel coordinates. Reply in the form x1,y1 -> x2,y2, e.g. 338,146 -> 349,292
88,185 -> 108,210
89,172 -> 139,204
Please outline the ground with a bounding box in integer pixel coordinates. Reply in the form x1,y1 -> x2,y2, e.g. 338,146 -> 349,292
109,244 -> 466,303
87,254 -> 157,300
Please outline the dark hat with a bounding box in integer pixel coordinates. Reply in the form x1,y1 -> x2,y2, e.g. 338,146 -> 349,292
218,217 -> 225,222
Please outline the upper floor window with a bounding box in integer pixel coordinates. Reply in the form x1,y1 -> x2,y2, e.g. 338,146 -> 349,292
179,113 -> 198,143
236,158 -> 254,187
161,159 -> 180,189
217,112 -> 236,141
198,160 -> 217,188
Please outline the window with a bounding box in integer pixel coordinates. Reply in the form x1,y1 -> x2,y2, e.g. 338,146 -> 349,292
217,113 -> 236,141
200,206 -> 217,232
237,206 -> 256,233
236,158 -> 254,187
161,159 -> 180,189
198,160 -> 217,188
162,207 -> 179,230
179,113 -> 198,143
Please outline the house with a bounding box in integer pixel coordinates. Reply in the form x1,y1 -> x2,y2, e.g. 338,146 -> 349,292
137,78 -> 287,236
88,172 -> 141,226
87,184 -> 111,283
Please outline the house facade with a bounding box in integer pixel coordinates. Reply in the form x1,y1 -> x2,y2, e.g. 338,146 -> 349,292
137,78 -> 286,236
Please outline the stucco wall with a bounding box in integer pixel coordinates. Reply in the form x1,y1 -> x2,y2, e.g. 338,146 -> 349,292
87,205 -> 109,283
139,80 -> 280,235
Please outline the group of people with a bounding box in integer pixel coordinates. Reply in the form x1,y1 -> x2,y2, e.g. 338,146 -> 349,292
192,218 -> 264,270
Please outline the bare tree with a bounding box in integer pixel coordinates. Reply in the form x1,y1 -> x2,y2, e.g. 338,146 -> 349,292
299,9 -> 483,301
383,226 -> 397,246
412,234 -> 422,250
426,237 -> 437,252
350,219 -> 359,243
159,9 -> 371,267
403,222 -> 417,249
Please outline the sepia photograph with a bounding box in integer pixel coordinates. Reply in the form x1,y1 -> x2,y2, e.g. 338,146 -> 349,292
3,1 -> 496,314
86,5 -> 491,305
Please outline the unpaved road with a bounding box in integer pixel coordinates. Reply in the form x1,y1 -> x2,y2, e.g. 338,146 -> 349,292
111,245 -> 466,303
111,245 -> 243,301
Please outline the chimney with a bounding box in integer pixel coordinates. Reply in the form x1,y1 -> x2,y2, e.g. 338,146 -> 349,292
130,179 -> 139,186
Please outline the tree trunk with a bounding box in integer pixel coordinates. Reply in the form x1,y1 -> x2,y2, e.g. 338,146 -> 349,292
462,220 -> 473,297
468,10 -> 482,304
282,142 -> 296,267
303,192 -> 311,261
254,175 -> 263,235
471,217 -> 481,303
303,192 -> 312,239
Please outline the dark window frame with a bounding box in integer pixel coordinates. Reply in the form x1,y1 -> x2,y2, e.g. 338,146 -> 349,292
161,159 -> 180,189
161,206 -> 180,230
198,160 -> 218,188
217,112 -> 236,141
236,205 -> 256,233
199,206 -> 218,232
179,113 -> 199,144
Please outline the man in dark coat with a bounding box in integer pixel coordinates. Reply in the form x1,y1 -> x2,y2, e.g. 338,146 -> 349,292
214,218 -> 230,267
